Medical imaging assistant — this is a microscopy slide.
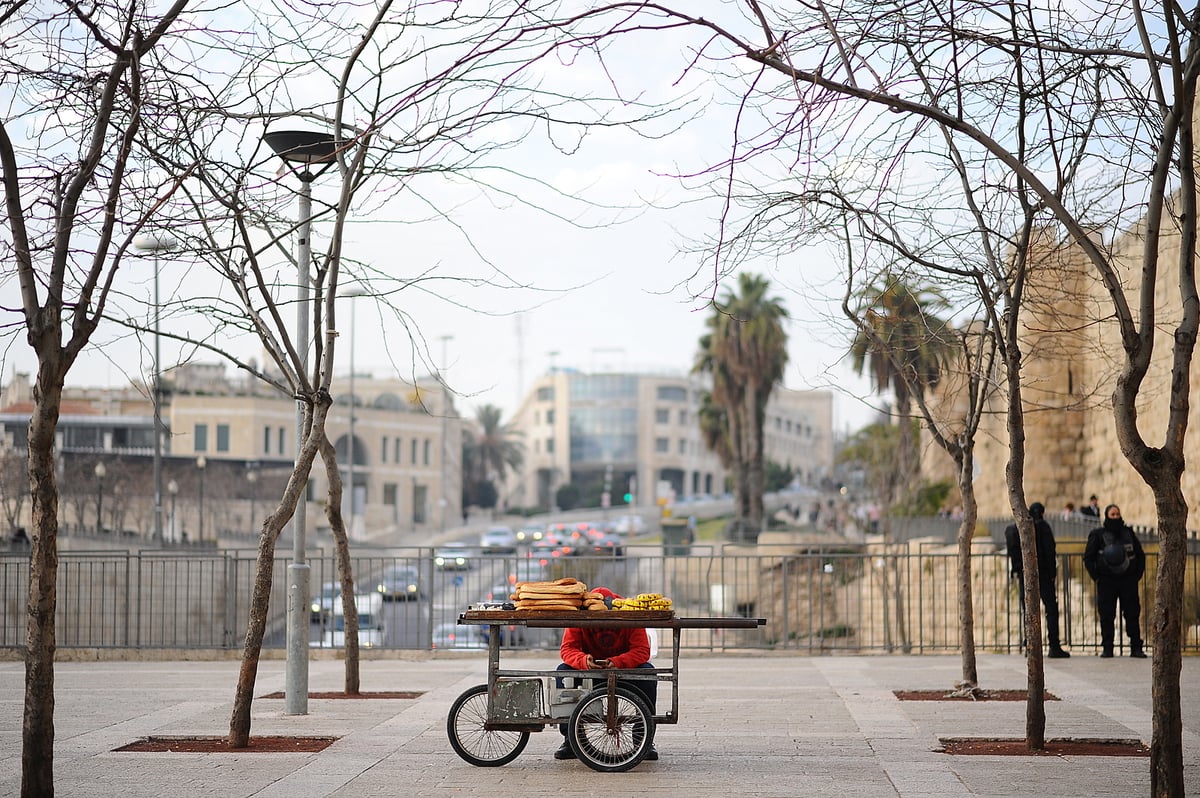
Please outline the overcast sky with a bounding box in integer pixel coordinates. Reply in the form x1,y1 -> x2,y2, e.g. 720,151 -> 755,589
0,14 -> 887,437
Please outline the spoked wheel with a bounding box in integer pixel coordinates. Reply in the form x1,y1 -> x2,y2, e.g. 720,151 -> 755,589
567,686 -> 655,772
446,684 -> 529,767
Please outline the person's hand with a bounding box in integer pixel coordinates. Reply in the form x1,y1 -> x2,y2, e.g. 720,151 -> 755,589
585,655 -> 610,669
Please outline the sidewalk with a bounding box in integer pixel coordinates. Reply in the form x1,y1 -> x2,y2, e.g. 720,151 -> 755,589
0,652 -> 1192,797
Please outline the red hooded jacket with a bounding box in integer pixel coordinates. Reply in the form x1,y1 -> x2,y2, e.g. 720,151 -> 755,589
559,588 -> 651,670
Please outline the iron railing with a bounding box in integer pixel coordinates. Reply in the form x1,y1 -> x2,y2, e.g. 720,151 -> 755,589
2,544 -> 1195,655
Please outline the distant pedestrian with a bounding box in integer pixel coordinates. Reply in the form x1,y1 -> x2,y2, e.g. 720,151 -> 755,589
1061,502 -> 1076,520
1079,494 -> 1101,518
1004,503 -> 1070,658
1083,504 -> 1146,658
11,527 -> 30,546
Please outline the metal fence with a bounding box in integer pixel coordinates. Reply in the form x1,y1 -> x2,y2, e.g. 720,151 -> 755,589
3,543 -> 1197,655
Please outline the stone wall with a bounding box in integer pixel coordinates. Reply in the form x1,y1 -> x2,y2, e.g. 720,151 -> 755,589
925,223 -> 1200,529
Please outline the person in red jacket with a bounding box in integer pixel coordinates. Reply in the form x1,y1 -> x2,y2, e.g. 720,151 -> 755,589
554,587 -> 658,761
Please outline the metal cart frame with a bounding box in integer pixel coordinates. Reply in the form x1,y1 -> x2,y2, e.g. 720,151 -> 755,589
447,612 -> 765,772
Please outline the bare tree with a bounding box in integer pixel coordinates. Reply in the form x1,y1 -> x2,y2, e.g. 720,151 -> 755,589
524,2 -> 1197,791
1,4 -> 191,793
7,1 -> 696,772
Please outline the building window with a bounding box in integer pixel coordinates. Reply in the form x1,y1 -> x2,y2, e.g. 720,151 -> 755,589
412,483 -> 427,524
656,385 -> 687,402
424,438 -> 431,465
393,438 -> 400,463
537,386 -> 554,401
381,437 -> 388,463
534,439 -> 541,454
411,439 -> 418,464
278,427 -> 286,455
678,438 -> 687,454
546,409 -> 555,424
216,424 -> 230,452
655,408 -> 669,424
546,438 -> 554,454
679,409 -> 688,425
194,424 -> 208,452
263,426 -> 271,455
655,437 -> 669,453
383,483 -> 398,506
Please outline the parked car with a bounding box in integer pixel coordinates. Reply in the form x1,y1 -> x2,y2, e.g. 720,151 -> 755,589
485,581 -> 514,603
480,525 -> 518,553
432,622 -> 485,650
515,523 -> 546,545
433,542 -> 474,571
310,581 -> 342,623
590,533 -> 625,557
316,593 -> 385,649
528,533 -> 571,566
375,565 -> 422,601
614,515 -> 647,536
509,558 -> 549,585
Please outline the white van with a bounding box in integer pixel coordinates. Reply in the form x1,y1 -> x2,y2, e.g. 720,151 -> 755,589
320,593 -> 385,648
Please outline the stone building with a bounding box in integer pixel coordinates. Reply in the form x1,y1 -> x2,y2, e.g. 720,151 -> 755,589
0,363 -> 461,544
924,224 -> 1198,528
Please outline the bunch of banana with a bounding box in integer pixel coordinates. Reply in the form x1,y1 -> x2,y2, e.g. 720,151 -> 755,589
612,593 -> 673,611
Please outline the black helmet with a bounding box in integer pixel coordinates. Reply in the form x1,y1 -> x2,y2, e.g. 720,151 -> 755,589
1029,502 -> 1045,519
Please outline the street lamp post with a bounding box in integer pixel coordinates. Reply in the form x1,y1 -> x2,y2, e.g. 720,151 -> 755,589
247,468 -> 258,535
196,456 -> 207,544
94,462 -> 106,534
265,127 -> 338,716
134,233 -> 176,544
340,288 -> 368,541
438,334 -> 453,533
168,479 -> 178,542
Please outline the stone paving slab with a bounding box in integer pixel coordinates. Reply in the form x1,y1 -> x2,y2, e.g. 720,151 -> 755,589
0,653 -> 1194,797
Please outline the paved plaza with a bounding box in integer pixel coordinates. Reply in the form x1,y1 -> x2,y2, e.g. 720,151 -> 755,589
0,651 -> 1194,797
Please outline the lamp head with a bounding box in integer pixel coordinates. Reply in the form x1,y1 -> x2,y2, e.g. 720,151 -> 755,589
264,129 -> 338,181
133,233 -> 177,253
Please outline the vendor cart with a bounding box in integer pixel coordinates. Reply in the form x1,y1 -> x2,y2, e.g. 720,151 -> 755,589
447,610 -> 766,772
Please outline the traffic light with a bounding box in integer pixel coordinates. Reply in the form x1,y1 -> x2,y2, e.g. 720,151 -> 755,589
623,492 -> 633,503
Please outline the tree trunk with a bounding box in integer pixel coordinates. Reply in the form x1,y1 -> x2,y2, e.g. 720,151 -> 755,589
744,386 -> 765,525
228,397 -> 330,747
22,366 -> 64,798
955,447 -> 979,689
1002,346 -> 1045,749
319,436 -> 360,694
1149,483 -> 1186,797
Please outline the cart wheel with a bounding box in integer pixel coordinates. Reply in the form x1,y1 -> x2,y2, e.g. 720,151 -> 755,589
567,686 -> 654,772
446,684 -> 529,767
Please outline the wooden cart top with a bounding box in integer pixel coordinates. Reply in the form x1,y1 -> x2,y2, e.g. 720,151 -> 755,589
459,610 -> 765,630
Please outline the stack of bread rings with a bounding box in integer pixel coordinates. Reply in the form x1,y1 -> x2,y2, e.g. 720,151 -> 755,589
511,577 -> 587,610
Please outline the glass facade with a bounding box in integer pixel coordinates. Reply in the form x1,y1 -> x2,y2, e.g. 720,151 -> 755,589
568,374 -> 638,465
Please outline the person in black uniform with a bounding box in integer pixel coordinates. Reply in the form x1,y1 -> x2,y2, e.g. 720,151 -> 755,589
1005,502 -> 1070,658
1083,504 -> 1147,658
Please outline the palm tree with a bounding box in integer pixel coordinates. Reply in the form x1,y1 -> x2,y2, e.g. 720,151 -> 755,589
849,273 -> 954,504
695,273 -> 788,538
462,404 -> 524,510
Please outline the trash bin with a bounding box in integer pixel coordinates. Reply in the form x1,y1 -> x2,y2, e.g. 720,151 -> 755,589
661,518 -> 690,556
